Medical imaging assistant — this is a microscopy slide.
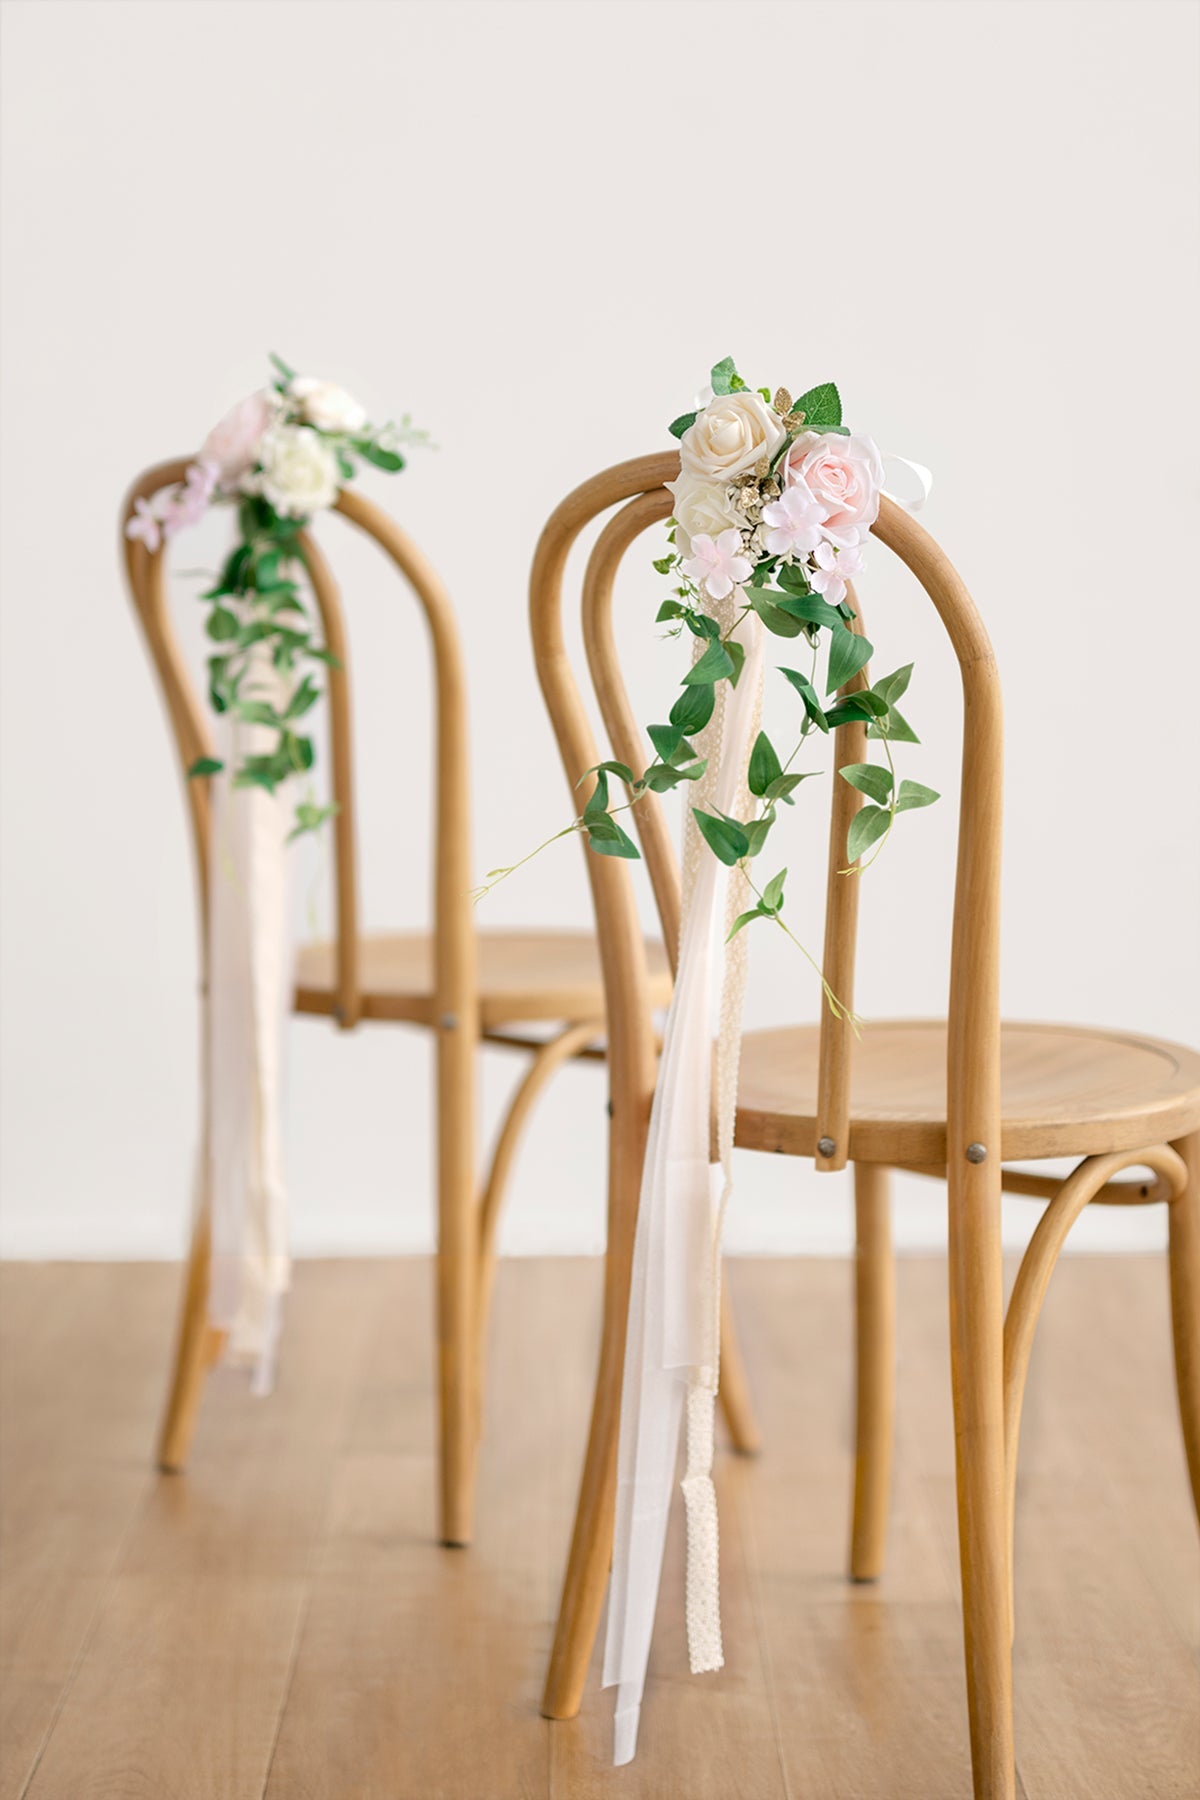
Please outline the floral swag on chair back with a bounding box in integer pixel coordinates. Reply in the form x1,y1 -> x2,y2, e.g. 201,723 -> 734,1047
496,358 -> 936,1763
125,358 -> 426,1389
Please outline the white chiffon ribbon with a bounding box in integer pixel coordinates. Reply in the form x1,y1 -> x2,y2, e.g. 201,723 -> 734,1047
204,647 -> 296,1395
603,601 -> 765,1765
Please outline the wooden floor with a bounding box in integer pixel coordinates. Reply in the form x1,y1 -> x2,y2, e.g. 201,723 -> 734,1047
1,1257 -> 1197,1799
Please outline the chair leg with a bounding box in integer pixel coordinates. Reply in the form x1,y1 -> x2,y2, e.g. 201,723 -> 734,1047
718,1283 -> 762,1456
542,1104 -> 644,1720
849,1161 -> 894,1580
948,1158 -> 1015,1800
436,1026 -> 478,1548
1168,1129 -> 1200,1525
156,1204 -> 214,1473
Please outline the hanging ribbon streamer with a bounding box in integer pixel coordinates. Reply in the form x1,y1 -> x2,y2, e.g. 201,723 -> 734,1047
205,646 -> 297,1395
603,602 -> 765,1764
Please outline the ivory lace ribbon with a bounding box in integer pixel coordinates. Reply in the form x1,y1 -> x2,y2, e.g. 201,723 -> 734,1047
204,648 -> 296,1394
603,600 -> 764,1765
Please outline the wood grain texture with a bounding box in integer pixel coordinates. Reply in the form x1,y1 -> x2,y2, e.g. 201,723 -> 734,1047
294,927 -> 672,1030
2,1257 -> 1197,1800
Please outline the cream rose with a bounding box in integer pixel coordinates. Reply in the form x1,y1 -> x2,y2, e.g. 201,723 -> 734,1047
252,423 -> 340,517
679,390 -> 787,482
667,469 -> 745,556
784,431 -> 884,545
288,375 -> 368,435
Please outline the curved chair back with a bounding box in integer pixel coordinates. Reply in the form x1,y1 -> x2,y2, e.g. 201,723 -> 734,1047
529,450 -> 1003,1191
120,461 -> 475,1035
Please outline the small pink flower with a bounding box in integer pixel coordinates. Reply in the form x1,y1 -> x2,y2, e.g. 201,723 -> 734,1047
160,460 -> 217,534
199,389 -> 279,492
761,478 -> 828,559
681,528 -> 753,601
125,496 -> 162,553
784,431 -> 883,547
808,540 -> 866,607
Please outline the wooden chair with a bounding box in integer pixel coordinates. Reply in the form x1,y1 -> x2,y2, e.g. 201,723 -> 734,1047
530,451 -> 1200,1798
120,457 -> 707,1549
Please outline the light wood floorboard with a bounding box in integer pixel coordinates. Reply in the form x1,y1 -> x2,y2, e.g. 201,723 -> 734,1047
1,1255 -> 1196,1799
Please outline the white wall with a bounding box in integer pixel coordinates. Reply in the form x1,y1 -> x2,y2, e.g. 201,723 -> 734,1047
1,0 -> 1196,1263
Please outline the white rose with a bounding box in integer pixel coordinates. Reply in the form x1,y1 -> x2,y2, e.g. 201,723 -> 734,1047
288,375 -> 368,435
252,423 -> 340,517
666,470 -> 745,557
679,390 -> 786,482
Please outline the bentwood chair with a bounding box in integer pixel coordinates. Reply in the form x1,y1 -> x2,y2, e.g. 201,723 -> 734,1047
122,459 -> 763,1549
530,452 -> 1200,1797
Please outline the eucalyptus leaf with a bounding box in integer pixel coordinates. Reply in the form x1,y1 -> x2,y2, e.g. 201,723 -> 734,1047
742,815 -> 773,857
791,382 -> 842,430
683,639 -> 735,685
839,762 -> 893,804
727,907 -> 767,941
779,666 -> 830,732
647,722 -> 683,763
206,607 -> 239,642
750,590 -> 806,637
726,637 -> 746,687
586,814 -> 641,859
761,867 -> 787,913
826,624 -> 874,694
187,756 -> 224,778
846,803 -> 892,864
354,439 -> 405,472
692,808 -> 749,866
895,779 -> 940,811
868,705 -> 921,744
748,730 -> 783,797
670,682 -> 715,734
710,356 -> 740,395
764,771 -> 817,804
874,663 -> 914,706
774,591 -> 844,631
668,411 -> 698,440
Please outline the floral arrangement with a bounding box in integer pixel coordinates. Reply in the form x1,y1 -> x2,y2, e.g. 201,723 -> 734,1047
483,358 -> 937,994
126,355 -> 426,836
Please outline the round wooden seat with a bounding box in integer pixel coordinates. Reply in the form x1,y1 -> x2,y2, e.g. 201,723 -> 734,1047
735,1019 -> 1200,1165
295,928 -> 673,1031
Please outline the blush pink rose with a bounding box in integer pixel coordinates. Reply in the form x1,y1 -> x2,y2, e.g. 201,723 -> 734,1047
784,431 -> 884,546
199,389 -> 279,491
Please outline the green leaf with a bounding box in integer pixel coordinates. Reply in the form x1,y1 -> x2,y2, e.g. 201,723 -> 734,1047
353,438 -> 404,472
761,867 -> 787,913
692,808 -> 750,866
639,758 -> 706,792
792,383 -> 842,431
336,448 -> 356,481
206,607 -> 239,642
742,815 -> 774,857
826,624 -> 874,694
779,666 -> 830,732
269,351 -> 297,383
287,801 -> 340,842
763,771 -> 817,804
236,699 -> 280,727
255,549 -> 282,589
825,693 -> 885,727
668,411 -> 698,440
750,589 -> 806,638
775,561 -> 812,596
285,676 -> 320,720
874,663 -> 913,706
846,804 -> 891,864
748,731 -> 783,797
306,646 -> 343,669
839,762 -> 893,804
726,637 -> 746,687
867,705 -> 920,744
727,906 -> 767,941
583,759 -> 635,789
685,612 -> 721,640
652,556 -> 677,576
895,779 -> 940,812
187,756 -> 224,778
585,813 -> 640,859
656,599 -> 687,623
647,723 -> 683,763
773,591 -> 844,631
670,682 -> 715,734
709,356 -> 740,396
683,639 -> 735,685
233,767 -> 278,794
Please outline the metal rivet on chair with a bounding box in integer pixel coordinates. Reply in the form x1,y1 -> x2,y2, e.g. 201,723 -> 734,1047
966,1142 -> 988,1164
817,1136 -> 836,1158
